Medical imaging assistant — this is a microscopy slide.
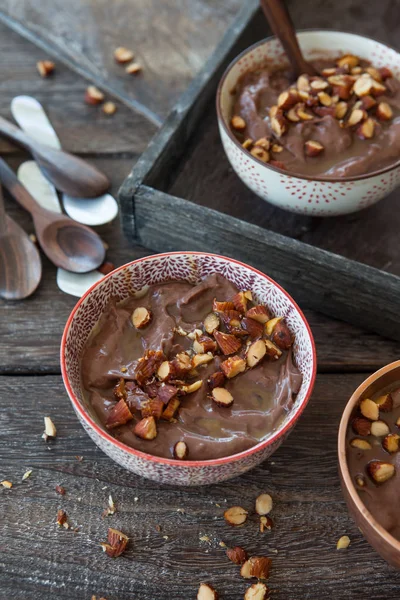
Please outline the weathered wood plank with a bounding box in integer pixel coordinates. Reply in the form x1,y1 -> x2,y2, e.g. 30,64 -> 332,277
1,373 -> 400,599
133,185 -> 400,342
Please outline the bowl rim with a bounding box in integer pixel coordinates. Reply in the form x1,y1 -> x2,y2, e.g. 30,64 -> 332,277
61,251 -> 317,468
216,28 -> 400,183
338,359 -> 400,551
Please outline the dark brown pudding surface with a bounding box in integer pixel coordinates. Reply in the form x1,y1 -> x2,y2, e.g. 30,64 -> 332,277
231,54 -> 400,177
81,274 -> 302,460
347,385 -> 400,541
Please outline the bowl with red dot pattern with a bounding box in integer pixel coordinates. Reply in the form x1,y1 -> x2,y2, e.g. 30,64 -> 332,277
217,30 -> 400,217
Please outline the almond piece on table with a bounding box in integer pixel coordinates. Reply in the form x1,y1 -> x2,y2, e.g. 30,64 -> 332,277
264,339 -> 282,360
382,433 -> 400,454
350,438 -> 372,450
126,62 -> 142,75
212,387 -> 234,408
352,417 -> 371,437
226,546 -> 248,565
114,46 -> 134,63
246,305 -> 271,323
260,516 -> 274,532
241,556 -> 271,580
244,583 -> 269,600
231,115 -> 246,131
85,85 -> 105,105
1,480 -> 12,489
370,420 -> 390,437
173,441 -> 189,460
304,140 -> 324,157
56,509 -> 68,527
360,398 -> 379,421
368,460 -> 395,483
336,535 -> 350,549
208,371 -> 226,390
213,330 -> 241,355
375,393 -> 393,412
204,312 -> 220,334
133,416 -> 157,440
255,493 -> 273,515
131,306 -> 151,329
44,416 -> 57,438
102,101 -> 117,116
246,340 -> 266,368
37,60 -> 55,77
106,398 -> 134,429
197,583 -> 219,600
271,320 -> 293,350
224,506 -> 248,526
101,528 -> 129,558
221,356 -> 246,378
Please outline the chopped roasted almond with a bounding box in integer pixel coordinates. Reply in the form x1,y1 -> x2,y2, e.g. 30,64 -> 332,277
264,339 -> 282,360
310,78 -> 329,90
162,397 -> 181,421
133,416 -> 157,440
382,433 -> 400,454
350,438 -> 372,450
197,583 -> 219,600
226,546 -> 248,565
255,493 -> 273,515
221,355 -> 246,378
157,361 -> 173,381
265,317 -> 283,337
246,305 -> 271,324
254,137 -> 271,151
368,460 -> 395,483
370,420 -> 390,437
43,416 -> 57,438
360,94 -> 377,110
213,330 -> 241,355
37,60 -> 55,77
192,353 -> 214,368
360,398 -> 379,421
241,317 -> 264,339
193,335 -> 218,354
157,383 -> 178,404
241,556 -> 271,580
379,67 -> 393,80
271,320 -> 293,350
171,352 -> 192,376
131,306 -> 151,329
260,516 -> 274,532
101,528 -> 129,558
296,106 -> 314,120
125,62 -> 142,75
353,74 -> 373,97
244,582 -> 269,600
85,86 -> 105,105
297,74 -> 310,91
57,509 -> 68,527
232,291 -> 249,313
352,417 -> 371,436
371,79 -> 386,96
231,115 -> 246,130
106,398 -> 134,429
287,107 -> 300,122
304,140 -> 324,157
355,474 -> 366,487
246,340 -> 266,368
347,108 -> 366,127
335,101 -> 348,119
207,371 -> 226,390
1,480 -> 12,489
224,506 -> 248,526
375,393 -> 393,412
102,101 -> 117,116
242,138 -> 253,149
55,485 -> 66,495
173,441 -> 189,460
179,380 -> 203,394
357,117 -> 375,140
212,387 -> 234,408
140,398 -> 164,420
204,312 -> 220,334
318,91 -> 332,106
337,54 -> 359,68
271,113 -> 288,137
114,46 -> 134,63
277,89 -> 299,109
251,147 -> 269,162
336,535 -> 350,549
135,350 -> 165,385
114,377 -> 126,400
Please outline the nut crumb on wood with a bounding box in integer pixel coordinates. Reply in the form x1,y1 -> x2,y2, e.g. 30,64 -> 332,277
337,535 -> 350,549
22,470 -> 32,480
1,480 -> 12,489
55,485 -> 66,495
126,62 -> 142,75
43,416 -> 56,439
37,60 -> 55,77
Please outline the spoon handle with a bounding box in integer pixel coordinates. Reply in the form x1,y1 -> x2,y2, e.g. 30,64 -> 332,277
259,0 -> 316,77
0,115 -> 32,150
0,158 -> 46,217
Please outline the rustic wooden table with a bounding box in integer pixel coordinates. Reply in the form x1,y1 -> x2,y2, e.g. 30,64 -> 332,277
1,1 -> 400,599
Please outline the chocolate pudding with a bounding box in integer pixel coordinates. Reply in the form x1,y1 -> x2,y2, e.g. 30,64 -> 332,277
347,385 -> 400,540
231,54 -> 400,177
81,274 -> 302,461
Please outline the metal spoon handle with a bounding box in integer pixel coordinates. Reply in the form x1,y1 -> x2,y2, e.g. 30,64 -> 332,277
259,0 -> 316,77
0,158 -> 47,217
0,115 -> 32,150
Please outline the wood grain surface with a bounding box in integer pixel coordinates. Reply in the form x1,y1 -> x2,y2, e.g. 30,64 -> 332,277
1,1 -> 400,598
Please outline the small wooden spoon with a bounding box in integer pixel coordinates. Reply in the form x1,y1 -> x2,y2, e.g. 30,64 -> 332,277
0,185 -> 42,299
0,159 -> 106,274
260,0 -> 316,77
0,115 -> 110,198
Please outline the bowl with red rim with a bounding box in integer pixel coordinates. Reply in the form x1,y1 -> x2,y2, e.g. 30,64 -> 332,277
216,30 -> 400,217
61,252 -> 316,486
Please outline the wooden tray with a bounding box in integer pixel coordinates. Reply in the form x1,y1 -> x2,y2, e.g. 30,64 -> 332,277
119,0 -> 400,342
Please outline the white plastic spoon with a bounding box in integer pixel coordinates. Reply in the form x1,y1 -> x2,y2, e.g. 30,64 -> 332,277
17,161 -> 104,297
11,96 -> 119,226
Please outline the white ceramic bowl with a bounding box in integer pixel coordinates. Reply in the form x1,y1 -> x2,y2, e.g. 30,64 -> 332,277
217,30 -> 400,216
61,252 -> 316,486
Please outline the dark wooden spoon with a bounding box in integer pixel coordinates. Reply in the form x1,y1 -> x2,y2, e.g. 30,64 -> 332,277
0,115 -> 110,198
0,159 -> 106,274
260,0 -> 316,77
0,184 -> 42,299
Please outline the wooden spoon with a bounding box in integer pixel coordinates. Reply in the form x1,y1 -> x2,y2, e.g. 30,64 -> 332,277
259,0 -> 316,77
0,159 -> 106,274
0,115 -> 110,198
0,184 -> 42,299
